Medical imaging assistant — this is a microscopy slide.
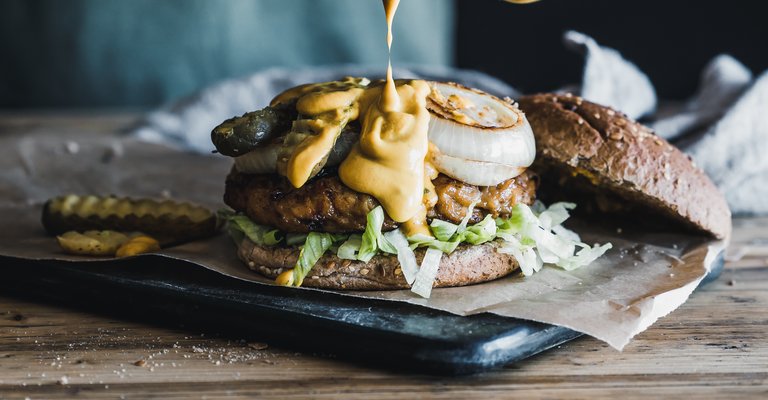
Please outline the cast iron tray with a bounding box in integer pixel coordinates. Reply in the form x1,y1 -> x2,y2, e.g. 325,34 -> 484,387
0,253 -> 724,375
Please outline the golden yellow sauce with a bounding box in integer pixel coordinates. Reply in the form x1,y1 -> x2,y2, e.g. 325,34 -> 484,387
270,77 -> 368,107
275,269 -> 294,286
381,0 -> 401,112
572,167 -> 601,186
270,76 -> 431,227
338,0 -> 431,231
402,156 -> 439,237
339,80 -> 431,223
270,78 -> 368,188
266,0 -> 433,236
423,144 -> 440,209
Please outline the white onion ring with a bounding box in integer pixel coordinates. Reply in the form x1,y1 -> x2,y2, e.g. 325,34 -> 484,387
431,152 -> 526,186
233,143 -> 279,174
426,82 -> 535,183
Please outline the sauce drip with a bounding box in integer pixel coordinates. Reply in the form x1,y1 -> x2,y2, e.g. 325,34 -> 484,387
270,78 -> 368,188
270,0 -> 433,236
339,80 -> 431,224
381,0 -> 401,113
339,0 -> 431,232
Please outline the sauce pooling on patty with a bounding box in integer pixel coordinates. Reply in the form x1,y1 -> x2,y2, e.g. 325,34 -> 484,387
270,0 -> 433,236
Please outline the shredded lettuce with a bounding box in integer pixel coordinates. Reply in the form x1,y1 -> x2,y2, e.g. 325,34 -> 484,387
357,206 -> 396,262
222,200 -> 612,298
537,201 -> 575,229
383,229 -> 419,285
337,234 -> 363,260
496,202 -> 612,276
496,233 -> 542,276
410,248 -> 443,298
410,201 -> 495,253
429,219 -> 459,242
227,214 -> 282,246
558,242 -> 614,271
285,233 -> 309,246
291,232 -> 334,286
407,233 -> 461,254
462,214 -> 497,245
428,200 -> 477,241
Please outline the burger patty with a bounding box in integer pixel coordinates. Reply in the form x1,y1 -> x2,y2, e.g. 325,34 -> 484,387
429,172 -> 538,225
225,169 -> 537,233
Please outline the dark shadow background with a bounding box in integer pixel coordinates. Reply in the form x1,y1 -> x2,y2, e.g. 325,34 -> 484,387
457,0 -> 768,99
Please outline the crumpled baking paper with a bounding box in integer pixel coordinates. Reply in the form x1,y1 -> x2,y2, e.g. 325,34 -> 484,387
0,131 -> 724,350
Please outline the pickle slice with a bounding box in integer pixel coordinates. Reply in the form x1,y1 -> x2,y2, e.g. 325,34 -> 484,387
42,195 -> 219,246
211,106 -> 293,157
57,230 -> 130,256
115,235 -> 161,258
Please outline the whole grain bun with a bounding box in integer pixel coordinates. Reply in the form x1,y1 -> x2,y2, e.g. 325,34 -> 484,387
237,238 -> 520,290
517,93 -> 731,239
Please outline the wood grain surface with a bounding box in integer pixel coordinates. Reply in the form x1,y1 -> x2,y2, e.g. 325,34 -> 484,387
1,113 -> 766,399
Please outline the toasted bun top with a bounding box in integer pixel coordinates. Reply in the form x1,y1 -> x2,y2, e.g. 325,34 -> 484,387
518,93 -> 731,239
237,238 -> 520,290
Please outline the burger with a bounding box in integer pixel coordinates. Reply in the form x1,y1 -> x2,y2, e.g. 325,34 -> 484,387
211,78 -> 730,298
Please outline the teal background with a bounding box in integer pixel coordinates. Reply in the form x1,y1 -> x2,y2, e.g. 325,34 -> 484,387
0,0 -> 454,108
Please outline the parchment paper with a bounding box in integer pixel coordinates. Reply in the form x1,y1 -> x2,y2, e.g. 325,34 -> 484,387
0,131 -> 725,350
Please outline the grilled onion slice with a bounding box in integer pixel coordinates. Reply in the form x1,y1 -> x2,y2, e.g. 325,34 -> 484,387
426,82 -> 535,186
430,152 -> 527,187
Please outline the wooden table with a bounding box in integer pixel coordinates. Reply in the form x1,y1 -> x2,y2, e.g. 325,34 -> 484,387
1,113 -> 767,399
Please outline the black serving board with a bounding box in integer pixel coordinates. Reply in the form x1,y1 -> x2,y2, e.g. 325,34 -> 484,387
0,253 -> 724,375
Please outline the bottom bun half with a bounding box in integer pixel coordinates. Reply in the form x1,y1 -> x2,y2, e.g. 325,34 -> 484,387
237,238 -> 520,290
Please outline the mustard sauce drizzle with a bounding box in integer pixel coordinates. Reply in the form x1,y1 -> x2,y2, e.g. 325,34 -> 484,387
269,0 -> 434,237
